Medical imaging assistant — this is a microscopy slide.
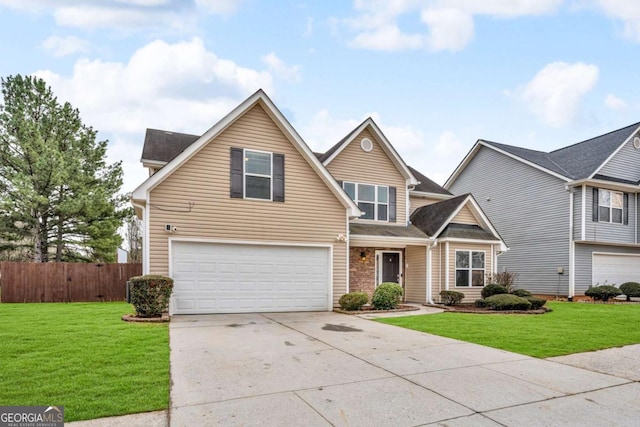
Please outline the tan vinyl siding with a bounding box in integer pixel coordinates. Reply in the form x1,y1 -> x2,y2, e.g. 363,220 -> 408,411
405,245 -> 426,302
451,205 -> 479,225
147,103 -> 348,306
326,128 -> 408,225
448,242 -> 494,302
409,195 -> 443,214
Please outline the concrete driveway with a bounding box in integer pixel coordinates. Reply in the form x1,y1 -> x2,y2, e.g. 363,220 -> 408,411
169,312 -> 640,426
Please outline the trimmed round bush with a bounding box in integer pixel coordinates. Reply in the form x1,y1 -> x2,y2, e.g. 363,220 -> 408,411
440,290 -> 465,306
512,289 -> 532,298
481,284 -> 508,299
619,282 -> 640,302
339,292 -> 369,311
129,275 -> 173,317
524,296 -> 547,310
585,285 -> 622,302
483,294 -> 531,311
371,282 -> 403,310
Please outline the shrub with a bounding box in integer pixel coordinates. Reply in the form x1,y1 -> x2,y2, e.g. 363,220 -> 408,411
129,275 -> 173,317
440,290 -> 465,306
371,282 -> 403,310
481,284 -> 508,299
483,294 -> 531,311
524,296 -> 547,310
474,299 -> 487,308
512,289 -> 532,297
488,271 -> 518,293
585,285 -> 622,302
619,282 -> 640,302
339,292 -> 369,311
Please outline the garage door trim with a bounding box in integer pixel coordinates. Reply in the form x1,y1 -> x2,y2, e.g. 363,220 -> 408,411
168,237 -> 333,314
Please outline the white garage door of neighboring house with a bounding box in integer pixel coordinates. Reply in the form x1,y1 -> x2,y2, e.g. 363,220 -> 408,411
171,241 -> 330,314
592,253 -> 640,287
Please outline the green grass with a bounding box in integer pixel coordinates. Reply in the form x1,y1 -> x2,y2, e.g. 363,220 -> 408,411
0,302 -> 169,422
378,302 -> 640,358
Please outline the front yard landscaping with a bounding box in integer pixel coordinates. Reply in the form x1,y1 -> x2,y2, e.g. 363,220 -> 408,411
378,301 -> 640,358
0,302 -> 169,422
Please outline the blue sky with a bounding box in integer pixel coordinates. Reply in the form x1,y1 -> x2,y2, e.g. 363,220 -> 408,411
1,0 -> 639,192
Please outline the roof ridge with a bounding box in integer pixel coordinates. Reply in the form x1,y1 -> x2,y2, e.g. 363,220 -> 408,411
549,121 -> 640,154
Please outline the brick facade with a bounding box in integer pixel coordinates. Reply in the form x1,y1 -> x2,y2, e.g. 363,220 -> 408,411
349,247 -> 405,298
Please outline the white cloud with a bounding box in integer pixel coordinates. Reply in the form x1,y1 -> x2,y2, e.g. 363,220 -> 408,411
421,8 -> 474,52
434,130 -> 464,158
350,24 -> 423,50
604,93 -> 627,110
593,0 -> 640,42
261,52 -> 301,82
42,35 -> 90,57
33,37 -> 274,192
344,0 -> 561,52
301,110 -> 362,152
194,0 -> 242,15
518,61 -> 599,127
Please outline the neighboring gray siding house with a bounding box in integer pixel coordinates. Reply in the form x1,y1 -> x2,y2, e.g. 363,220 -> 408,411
445,122 -> 640,298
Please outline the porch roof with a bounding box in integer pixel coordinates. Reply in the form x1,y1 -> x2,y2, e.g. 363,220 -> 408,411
349,223 -> 429,239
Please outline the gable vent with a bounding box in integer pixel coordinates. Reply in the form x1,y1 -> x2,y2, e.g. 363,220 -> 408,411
633,136 -> 640,150
361,138 -> 373,152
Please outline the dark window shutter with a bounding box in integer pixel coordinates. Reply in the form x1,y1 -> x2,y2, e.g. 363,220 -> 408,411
624,192 -> 629,225
592,187 -> 599,222
230,147 -> 243,198
337,180 -> 343,187
389,186 -> 396,223
273,153 -> 285,202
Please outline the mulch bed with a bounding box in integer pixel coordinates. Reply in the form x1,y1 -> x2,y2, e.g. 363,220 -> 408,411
334,304 -> 421,315
426,303 -> 551,315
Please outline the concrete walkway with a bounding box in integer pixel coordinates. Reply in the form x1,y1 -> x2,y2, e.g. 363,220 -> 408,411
168,312 -> 640,426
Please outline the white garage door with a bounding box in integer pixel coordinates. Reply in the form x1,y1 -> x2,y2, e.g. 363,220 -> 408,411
171,241 -> 330,314
593,253 -> 640,286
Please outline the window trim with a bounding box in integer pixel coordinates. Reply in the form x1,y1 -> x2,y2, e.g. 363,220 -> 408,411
454,250 -> 486,288
598,189 -> 623,224
343,181 -> 389,222
243,148 -> 273,201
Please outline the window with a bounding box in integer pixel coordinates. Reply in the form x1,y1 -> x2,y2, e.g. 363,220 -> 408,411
342,182 -> 389,221
244,150 -> 271,200
598,189 -> 623,224
455,250 -> 485,287
230,148 -> 284,201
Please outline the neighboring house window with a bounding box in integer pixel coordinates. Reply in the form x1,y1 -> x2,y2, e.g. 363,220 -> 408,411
455,250 -> 485,287
342,181 -> 394,221
230,148 -> 284,202
593,188 -> 627,224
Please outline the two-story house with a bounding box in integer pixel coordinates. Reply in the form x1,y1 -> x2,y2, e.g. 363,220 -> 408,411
446,122 -> 640,299
131,90 -> 506,314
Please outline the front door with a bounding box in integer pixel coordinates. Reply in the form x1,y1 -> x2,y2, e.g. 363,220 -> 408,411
381,252 -> 400,284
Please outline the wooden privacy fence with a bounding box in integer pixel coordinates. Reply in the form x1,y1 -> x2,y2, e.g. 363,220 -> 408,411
0,262 -> 142,303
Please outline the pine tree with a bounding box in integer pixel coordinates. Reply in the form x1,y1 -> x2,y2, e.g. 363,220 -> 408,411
0,74 -> 125,262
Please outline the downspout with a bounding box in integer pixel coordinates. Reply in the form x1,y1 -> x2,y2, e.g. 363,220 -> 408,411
427,240 -> 437,304
569,187 -> 575,299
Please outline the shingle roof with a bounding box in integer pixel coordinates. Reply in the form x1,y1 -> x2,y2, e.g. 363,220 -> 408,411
141,129 -> 200,163
410,194 -> 469,236
349,223 -> 428,239
481,122 -> 640,180
408,166 -> 451,195
438,223 -> 499,241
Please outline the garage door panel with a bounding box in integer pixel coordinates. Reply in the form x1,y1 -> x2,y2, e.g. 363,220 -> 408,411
593,254 -> 640,286
171,242 -> 330,314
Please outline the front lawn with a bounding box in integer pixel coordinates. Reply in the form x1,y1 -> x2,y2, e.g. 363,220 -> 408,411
0,302 -> 169,422
378,302 -> 640,358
